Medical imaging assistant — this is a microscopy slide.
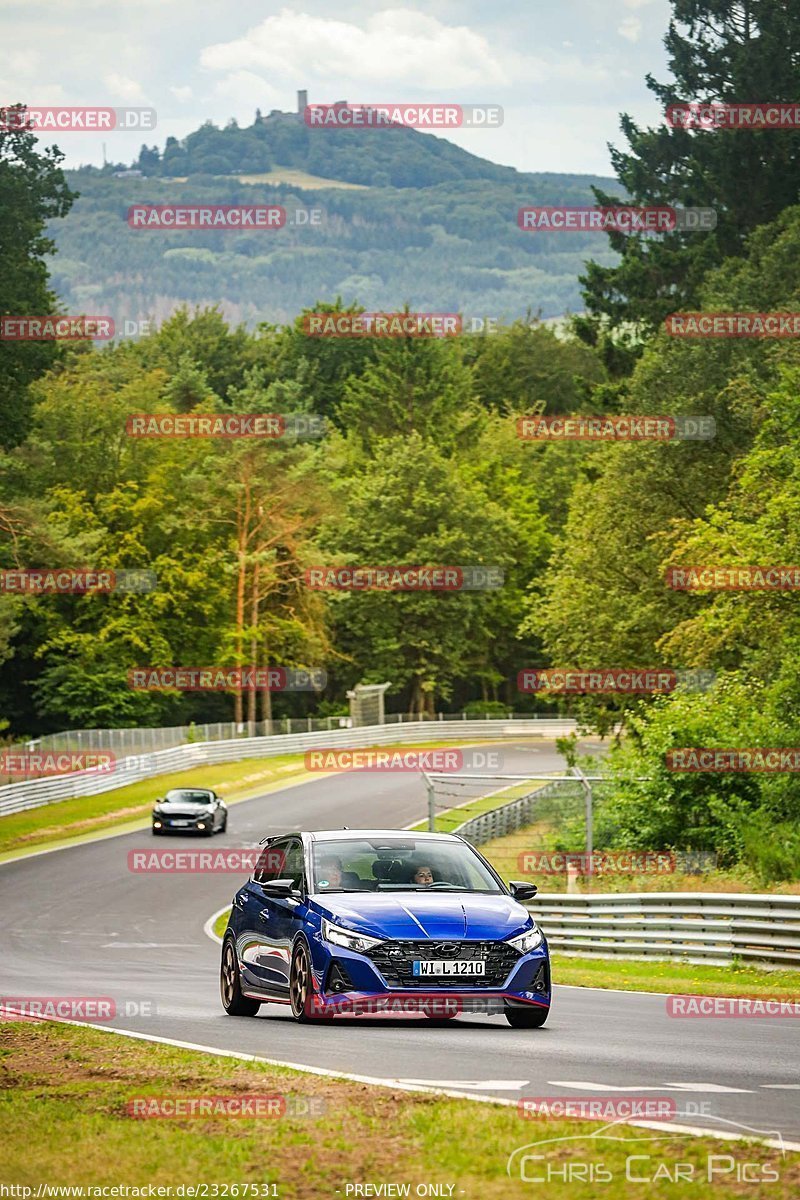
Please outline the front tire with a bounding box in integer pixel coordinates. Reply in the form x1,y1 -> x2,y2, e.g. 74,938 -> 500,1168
220,937 -> 261,1017
504,1002 -> 549,1028
289,940 -> 332,1023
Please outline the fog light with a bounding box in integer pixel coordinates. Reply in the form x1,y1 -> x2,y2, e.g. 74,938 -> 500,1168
197,823 -> 206,830
153,821 -> 162,829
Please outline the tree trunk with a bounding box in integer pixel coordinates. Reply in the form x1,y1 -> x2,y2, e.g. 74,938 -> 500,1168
234,484 -> 251,726
247,561 -> 259,726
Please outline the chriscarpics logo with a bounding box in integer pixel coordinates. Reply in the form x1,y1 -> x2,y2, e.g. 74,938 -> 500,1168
507,1116 -> 786,1185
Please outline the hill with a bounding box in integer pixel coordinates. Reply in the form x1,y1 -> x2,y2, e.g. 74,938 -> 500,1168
47,113 -> 619,328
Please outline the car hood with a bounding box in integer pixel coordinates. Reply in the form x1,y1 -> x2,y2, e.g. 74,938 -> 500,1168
315,892 -> 532,940
153,803 -> 212,813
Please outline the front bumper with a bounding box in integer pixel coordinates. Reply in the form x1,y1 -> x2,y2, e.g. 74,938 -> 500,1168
309,935 -> 550,1016
152,815 -> 212,832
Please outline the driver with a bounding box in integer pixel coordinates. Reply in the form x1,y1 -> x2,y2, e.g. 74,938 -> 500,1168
318,857 -> 343,888
411,864 -> 434,886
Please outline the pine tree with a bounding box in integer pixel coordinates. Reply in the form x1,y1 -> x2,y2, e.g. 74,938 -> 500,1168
578,0 -> 800,363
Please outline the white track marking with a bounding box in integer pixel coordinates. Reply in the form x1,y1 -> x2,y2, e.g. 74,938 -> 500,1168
397,1079 -> 529,1090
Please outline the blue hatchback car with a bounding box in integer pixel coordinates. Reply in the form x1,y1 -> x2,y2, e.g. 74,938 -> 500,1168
220,829 -> 550,1027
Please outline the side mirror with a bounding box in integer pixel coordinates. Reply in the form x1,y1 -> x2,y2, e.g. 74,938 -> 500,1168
260,878 -> 295,896
509,880 -> 538,901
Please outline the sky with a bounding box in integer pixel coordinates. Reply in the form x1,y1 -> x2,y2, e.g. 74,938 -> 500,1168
0,0 -> 674,175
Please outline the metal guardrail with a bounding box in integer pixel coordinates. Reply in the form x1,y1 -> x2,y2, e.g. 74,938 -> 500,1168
455,788 -> 800,968
0,711 -> 567,780
0,718 -> 578,817
453,777 -> 577,844
528,892 -> 800,967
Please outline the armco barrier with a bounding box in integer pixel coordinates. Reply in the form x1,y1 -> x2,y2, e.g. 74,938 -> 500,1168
529,893 -> 800,967
0,718 -> 577,817
454,777 -> 576,843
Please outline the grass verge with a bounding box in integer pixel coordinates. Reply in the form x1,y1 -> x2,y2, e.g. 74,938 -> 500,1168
408,778 -> 553,835
551,954 -> 800,999
1,1020 -> 796,1199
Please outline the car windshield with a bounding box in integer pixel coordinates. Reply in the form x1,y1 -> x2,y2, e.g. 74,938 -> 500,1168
310,837 -> 503,894
163,790 -> 213,804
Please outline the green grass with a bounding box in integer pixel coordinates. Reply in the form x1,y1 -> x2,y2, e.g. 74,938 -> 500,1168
235,169 -> 369,189
552,954 -> 800,998
212,907 -> 231,939
2,1021 -> 795,1199
0,738 -> 511,862
408,778 -> 555,834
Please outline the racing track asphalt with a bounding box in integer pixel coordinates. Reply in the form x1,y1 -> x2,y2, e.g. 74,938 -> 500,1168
1,741 -> 798,1145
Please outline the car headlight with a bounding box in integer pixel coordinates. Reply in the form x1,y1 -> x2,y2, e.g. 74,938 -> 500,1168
321,918 -> 384,954
507,924 -> 543,954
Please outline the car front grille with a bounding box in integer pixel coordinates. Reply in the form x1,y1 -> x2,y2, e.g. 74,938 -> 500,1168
366,939 -> 520,988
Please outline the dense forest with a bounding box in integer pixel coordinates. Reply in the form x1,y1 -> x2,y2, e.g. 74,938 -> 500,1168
3,0 -> 800,879
47,113 -> 618,325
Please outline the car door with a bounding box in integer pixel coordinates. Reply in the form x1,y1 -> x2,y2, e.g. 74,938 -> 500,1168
238,838 -> 294,996
263,838 -> 308,993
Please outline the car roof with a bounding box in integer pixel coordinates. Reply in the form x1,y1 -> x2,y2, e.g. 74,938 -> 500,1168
291,829 -> 461,843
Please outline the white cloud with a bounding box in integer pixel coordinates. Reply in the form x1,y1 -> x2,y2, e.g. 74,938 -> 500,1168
104,72 -> 146,101
169,85 -> 194,102
208,70 -> 286,116
618,17 -> 642,43
200,8 -> 511,88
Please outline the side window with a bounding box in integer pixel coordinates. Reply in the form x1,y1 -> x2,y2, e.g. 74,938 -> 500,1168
281,839 -> 306,891
253,839 -> 288,884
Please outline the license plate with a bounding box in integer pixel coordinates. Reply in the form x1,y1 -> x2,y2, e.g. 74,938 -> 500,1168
412,960 -> 485,976
170,820 -> 190,827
